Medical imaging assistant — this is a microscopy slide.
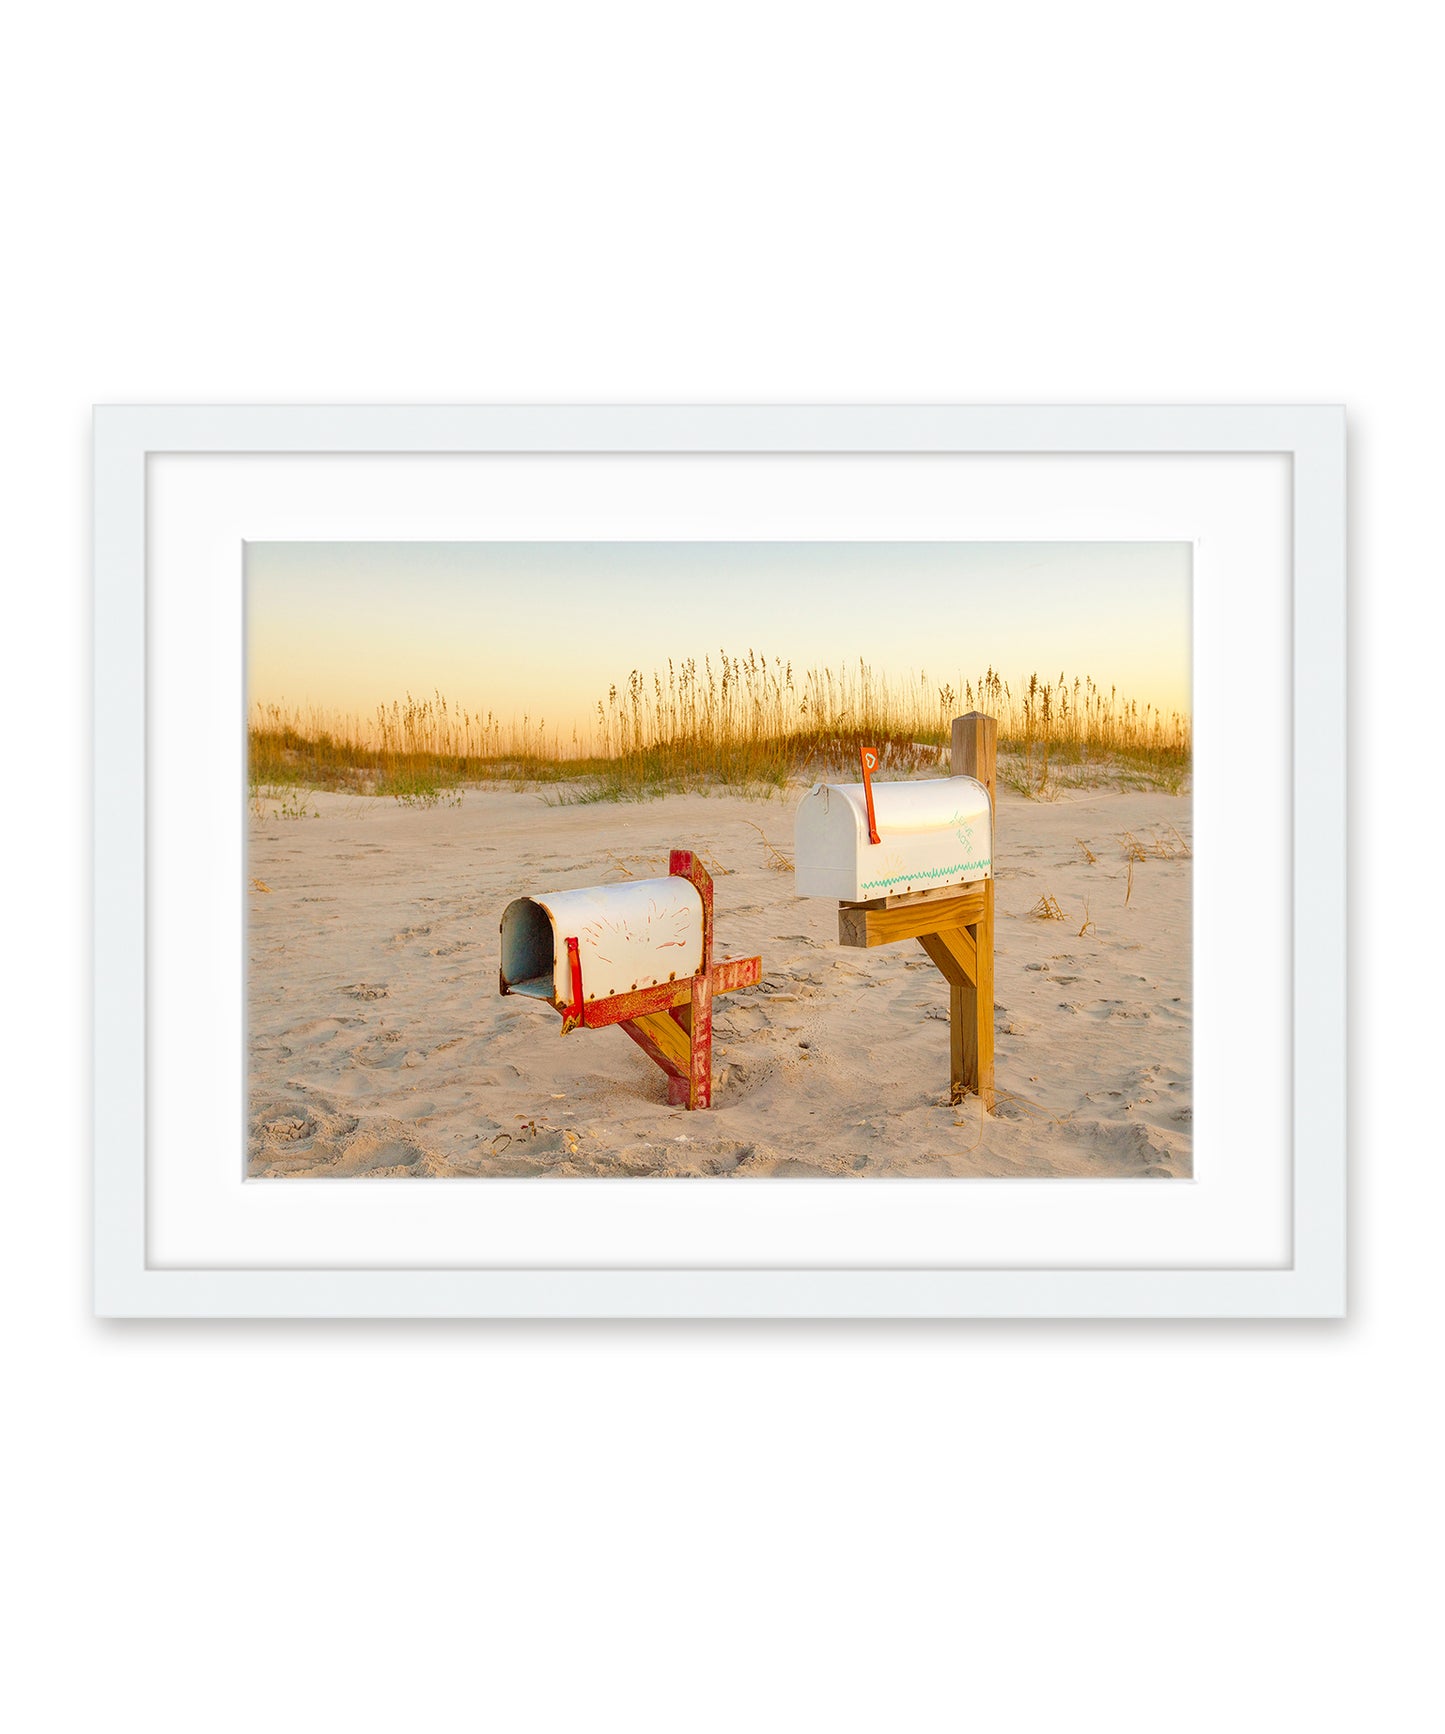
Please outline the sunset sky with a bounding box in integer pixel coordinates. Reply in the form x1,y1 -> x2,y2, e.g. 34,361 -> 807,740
246,541 -> 1191,738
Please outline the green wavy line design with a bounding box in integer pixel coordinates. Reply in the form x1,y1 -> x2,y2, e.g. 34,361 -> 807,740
860,858 -> 990,892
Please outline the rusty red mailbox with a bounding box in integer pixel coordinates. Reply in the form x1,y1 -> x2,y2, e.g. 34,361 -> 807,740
499,850 -> 761,1109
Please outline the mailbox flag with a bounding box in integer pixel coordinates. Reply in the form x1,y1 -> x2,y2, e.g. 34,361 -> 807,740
859,745 -> 881,845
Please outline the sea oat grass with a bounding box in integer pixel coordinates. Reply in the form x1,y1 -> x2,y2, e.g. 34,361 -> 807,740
249,659 -> 1189,805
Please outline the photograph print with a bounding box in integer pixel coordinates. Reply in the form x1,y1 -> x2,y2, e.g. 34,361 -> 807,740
246,540 -> 1191,1178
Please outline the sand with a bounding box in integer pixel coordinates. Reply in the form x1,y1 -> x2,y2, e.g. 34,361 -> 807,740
246,781 -> 1192,1178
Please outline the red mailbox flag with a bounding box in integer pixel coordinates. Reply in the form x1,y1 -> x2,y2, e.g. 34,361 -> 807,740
860,745 -> 881,845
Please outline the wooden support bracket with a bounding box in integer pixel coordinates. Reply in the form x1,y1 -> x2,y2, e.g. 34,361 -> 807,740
838,886 -> 986,949
917,926 -> 976,987
619,1011 -> 689,1081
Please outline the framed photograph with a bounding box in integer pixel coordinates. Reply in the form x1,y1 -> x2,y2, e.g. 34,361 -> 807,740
94,405 -> 1345,1317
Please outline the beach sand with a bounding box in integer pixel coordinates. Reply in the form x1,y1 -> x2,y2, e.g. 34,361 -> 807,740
247,782 -> 1191,1177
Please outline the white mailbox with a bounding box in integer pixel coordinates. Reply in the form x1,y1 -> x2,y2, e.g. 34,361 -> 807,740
793,773 -> 993,903
500,877 -> 706,1006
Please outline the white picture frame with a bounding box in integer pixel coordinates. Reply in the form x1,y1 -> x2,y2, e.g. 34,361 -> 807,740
94,405 -> 1345,1318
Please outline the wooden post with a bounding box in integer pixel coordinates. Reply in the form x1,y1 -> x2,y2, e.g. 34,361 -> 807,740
950,713 -> 997,1110
952,711 -> 997,812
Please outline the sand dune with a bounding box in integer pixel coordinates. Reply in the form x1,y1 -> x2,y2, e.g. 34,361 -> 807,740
247,782 -> 1191,1178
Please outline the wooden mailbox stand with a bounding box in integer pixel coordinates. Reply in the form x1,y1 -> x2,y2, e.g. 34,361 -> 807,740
836,713 -> 997,1110
509,850 -> 761,1111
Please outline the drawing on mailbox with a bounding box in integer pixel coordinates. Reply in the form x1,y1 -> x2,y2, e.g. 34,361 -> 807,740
246,539 -> 1192,1178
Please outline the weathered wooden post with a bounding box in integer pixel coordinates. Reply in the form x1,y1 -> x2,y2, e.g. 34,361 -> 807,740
499,849 -> 761,1109
627,849 -> 716,1109
793,715 -> 998,1110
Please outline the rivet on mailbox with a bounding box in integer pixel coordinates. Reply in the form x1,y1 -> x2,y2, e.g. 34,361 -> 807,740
499,849 -> 762,1110
793,713 -> 999,1110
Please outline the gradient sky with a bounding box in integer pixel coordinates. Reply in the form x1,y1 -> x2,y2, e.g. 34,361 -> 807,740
246,541 -> 1191,736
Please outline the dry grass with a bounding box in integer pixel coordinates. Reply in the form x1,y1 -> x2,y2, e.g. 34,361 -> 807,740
1031,893 -> 1068,921
1156,825 -> 1193,859
248,657 -> 1190,806
1122,825 -> 1192,862
248,694 -> 548,808
989,669 -> 1189,798
744,820 -> 795,872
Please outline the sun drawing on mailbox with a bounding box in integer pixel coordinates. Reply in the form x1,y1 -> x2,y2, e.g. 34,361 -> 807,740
877,848 -> 907,882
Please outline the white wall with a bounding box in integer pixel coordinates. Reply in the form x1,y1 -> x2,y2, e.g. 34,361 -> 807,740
4,5 -> 1434,1729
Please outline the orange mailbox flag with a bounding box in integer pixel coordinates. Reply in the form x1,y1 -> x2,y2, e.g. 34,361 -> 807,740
859,745 -> 881,845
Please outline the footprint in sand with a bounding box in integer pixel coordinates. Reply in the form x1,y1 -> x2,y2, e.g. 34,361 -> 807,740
260,1114 -> 314,1142
288,1017 -> 346,1040
248,1105 -> 362,1171
1059,1116 -> 1180,1175
349,1032 -> 412,1069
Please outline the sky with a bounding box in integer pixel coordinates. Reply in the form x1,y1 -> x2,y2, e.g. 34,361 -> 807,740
246,541 -> 1191,738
